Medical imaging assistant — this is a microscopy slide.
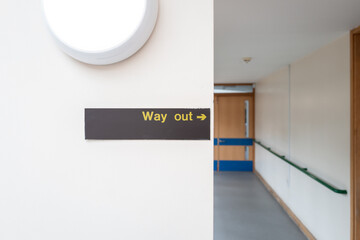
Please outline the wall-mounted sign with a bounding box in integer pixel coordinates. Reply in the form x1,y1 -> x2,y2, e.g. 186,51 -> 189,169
85,108 -> 210,140
42,0 -> 158,65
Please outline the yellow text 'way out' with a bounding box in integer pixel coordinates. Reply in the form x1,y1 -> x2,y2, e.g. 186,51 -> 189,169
142,111 -> 206,123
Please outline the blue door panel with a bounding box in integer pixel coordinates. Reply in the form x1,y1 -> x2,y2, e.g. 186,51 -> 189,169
219,161 -> 253,171
213,138 -> 253,146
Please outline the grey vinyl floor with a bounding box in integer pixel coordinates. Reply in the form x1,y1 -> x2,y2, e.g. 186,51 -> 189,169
214,172 -> 307,240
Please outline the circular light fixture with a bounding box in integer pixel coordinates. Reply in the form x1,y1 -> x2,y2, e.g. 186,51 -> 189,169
42,0 -> 158,65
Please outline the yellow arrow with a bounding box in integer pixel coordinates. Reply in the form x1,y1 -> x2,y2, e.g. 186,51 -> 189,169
197,114 -> 207,121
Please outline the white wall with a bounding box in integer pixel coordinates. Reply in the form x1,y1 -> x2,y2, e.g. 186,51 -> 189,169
255,67 -> 291,203
255,34 -> 350,240
0,1 -> 213,240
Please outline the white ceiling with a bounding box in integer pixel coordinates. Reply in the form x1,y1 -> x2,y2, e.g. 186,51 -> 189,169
215,0 -> 360,83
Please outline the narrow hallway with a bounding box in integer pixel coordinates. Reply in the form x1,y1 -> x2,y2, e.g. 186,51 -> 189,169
214,172 -> 306,240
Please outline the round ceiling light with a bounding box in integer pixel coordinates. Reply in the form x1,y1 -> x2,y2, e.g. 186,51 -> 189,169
42,0 -> 158,65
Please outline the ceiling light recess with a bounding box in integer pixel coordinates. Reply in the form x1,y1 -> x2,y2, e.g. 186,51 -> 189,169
42,0 -> 158,65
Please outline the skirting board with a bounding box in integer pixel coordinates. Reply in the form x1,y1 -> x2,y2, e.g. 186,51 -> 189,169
254,170 -> 316,240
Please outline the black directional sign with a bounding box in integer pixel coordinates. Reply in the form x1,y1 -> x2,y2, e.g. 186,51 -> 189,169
85,108 -> 210,140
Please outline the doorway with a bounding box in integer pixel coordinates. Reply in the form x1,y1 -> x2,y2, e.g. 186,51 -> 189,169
214,84 -> 255,172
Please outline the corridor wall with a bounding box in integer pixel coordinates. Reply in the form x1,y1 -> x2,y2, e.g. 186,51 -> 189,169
255,34 -> 350,240
0,1 -> 214,239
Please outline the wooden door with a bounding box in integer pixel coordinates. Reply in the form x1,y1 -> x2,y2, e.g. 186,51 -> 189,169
214,94 -> 254,171
351,26 -> 360,240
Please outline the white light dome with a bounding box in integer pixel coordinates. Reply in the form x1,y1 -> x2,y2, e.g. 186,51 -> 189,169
42,0 -> 158,65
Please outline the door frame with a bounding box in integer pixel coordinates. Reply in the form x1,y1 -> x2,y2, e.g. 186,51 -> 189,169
214,83 -> 255,171
351,26 -> 360,240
